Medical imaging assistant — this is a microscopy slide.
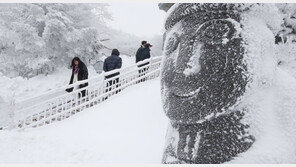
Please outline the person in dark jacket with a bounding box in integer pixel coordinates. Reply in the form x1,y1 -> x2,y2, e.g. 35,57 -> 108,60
140,43 -> 152,66
138,43 -> 152,82
66,57 -> 88,97
136,41 -> 147,64
103,49 -> 122,94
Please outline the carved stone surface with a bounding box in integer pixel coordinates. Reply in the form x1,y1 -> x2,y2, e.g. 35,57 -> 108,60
161,3 -> 255,164
158,3 -> 174,12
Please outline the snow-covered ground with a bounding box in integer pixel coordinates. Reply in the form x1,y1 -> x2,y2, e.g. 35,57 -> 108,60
0,78 -> 168,164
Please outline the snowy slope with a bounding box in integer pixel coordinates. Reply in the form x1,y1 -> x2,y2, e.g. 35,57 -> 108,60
0,78 -> 168,164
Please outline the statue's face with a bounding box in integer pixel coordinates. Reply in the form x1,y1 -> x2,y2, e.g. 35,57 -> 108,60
161,17 -> 248,123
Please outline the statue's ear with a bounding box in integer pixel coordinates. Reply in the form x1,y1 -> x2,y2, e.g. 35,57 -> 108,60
197,19 -> 240,45
164,32 -> 180,55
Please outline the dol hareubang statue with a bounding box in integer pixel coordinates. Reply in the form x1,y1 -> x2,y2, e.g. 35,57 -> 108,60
160,3 -> 253,164
160,3 -> 293,164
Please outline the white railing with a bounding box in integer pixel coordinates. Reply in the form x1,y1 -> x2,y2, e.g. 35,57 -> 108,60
1,56 -> 162,130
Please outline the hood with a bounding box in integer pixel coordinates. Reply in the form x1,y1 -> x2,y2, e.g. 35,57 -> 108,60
111,49 -> 120,56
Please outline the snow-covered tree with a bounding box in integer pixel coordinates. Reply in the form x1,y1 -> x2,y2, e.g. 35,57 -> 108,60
0,3 -> 110,78
0,4 -> 47,78
42,3 -> 105,69
276,4 -> 296,43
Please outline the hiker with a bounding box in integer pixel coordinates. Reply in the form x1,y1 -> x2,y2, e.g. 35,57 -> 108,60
136,41 -> 147,64
138,43 -> 152,82
66,57 -> 88,97
103,49 -> 122,94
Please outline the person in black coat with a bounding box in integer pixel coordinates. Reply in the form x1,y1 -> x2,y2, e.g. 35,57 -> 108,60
138,43 -> 152,82
103,49 -> 122,94
66,57 -> 88,97
103,49 -> 122,78
136,41 -> 147,64
139,43 -> 152,67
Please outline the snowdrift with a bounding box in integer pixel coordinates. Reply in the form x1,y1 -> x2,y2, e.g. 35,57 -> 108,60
0,78 -> 168,164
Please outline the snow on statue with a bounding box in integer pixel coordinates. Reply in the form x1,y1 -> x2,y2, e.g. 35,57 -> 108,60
160,3 -> 296,164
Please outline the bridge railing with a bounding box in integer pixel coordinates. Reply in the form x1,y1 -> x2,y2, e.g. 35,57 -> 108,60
1,56 -> 162,129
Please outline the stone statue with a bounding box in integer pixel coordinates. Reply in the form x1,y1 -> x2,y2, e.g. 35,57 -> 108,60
160,3 -> 291,164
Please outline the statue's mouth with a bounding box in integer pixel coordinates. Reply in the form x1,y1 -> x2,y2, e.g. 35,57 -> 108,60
173,87 -> 202,99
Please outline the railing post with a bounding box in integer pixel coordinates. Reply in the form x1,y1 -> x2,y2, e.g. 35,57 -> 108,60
8,93 -> 16,130
148,57 -> 153,80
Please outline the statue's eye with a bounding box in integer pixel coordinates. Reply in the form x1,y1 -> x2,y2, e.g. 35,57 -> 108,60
165,32 -> 180,55
197,19 -> 239,45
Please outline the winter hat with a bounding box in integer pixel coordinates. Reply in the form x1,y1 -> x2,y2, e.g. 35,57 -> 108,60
146,43 -> 152,47
111,49 -> 120,56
